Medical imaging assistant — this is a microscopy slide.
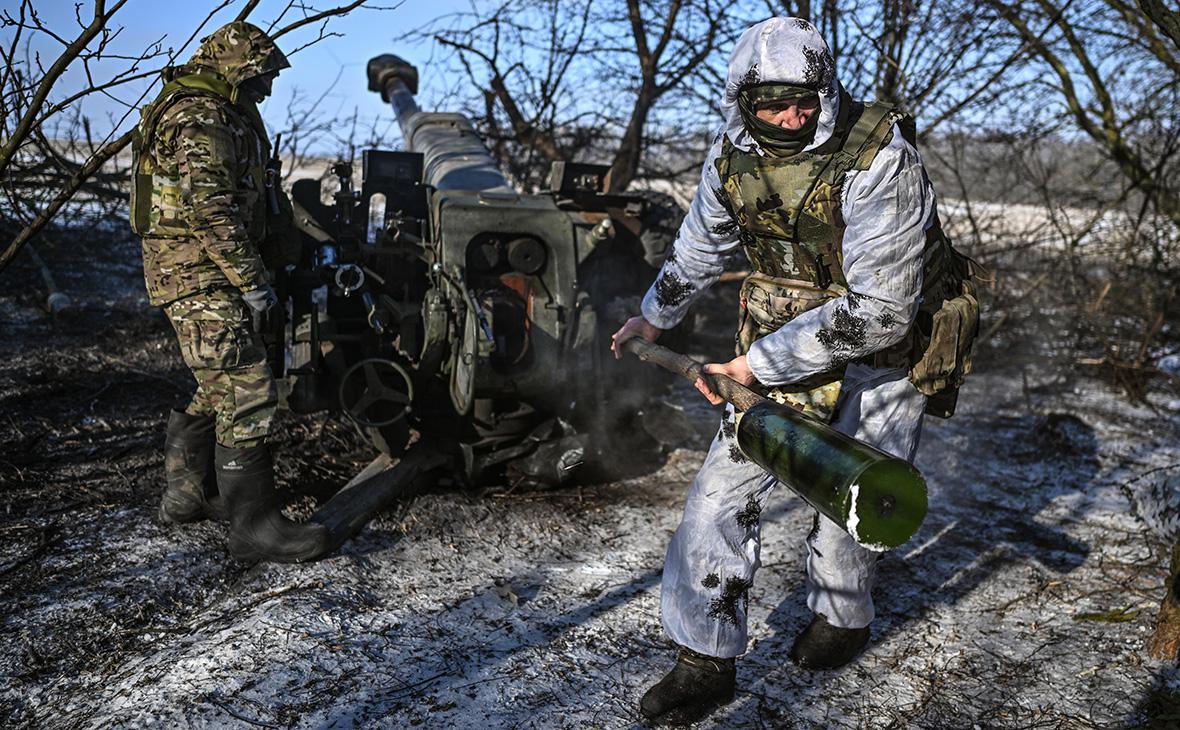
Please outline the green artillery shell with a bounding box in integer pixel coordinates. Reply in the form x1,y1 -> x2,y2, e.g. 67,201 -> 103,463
735,400 -> 927,550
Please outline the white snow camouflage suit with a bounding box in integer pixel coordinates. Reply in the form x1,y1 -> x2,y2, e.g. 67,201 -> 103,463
640,17 -> 932,657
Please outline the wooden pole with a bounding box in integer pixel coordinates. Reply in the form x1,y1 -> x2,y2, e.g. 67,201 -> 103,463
620,337 -> 765,411
24,243 -> 71,313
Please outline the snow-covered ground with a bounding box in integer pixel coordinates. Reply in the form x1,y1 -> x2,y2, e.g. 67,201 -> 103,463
3,357 -> 1179,727
3,188 -> 1179,727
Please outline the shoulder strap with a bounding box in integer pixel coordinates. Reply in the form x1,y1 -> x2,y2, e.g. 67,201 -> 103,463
820,101 -> 909,191
845,102 -> 895,156
134,72 -> 240,162
714,134 -> 735,182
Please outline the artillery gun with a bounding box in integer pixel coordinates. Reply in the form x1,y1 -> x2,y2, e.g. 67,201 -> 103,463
265,54 -> 677,489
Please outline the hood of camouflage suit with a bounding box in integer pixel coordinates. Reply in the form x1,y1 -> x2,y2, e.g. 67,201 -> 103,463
722,17 -> 841,155
185,21 -> 290,90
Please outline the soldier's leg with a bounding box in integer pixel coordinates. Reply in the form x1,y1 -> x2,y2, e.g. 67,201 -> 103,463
183,383 -> 217,419
662,404 -> 779,656
192,363 -> 277,449
803,363 -> 926,632
158,297 -> 241,524
166,291 -> 326,562
642,404 -> 776,724
165,291 -> 278,445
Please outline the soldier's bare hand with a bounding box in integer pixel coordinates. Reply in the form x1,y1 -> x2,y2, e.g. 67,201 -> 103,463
695,356 -> 755,406
610,315 -> 663,360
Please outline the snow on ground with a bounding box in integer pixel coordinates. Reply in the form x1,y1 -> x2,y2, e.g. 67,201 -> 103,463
3,225 -> 1180,728
3,361 -> 1180,728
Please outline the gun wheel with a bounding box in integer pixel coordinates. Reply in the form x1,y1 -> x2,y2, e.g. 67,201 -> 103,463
338,357 -> 413,428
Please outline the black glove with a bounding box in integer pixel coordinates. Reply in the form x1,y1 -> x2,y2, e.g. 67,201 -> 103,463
242,283 -> 278,314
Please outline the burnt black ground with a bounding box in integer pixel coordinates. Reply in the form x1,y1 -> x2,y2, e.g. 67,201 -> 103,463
0,227 -> 375,714
2,226 -> 1180,728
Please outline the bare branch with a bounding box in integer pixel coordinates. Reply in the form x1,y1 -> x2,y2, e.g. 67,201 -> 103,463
0,0 -> 130,176
0,130 -> 133,272
235,0 -> 265,23
272,1 -> 394,40
1138,0 -> 1180,48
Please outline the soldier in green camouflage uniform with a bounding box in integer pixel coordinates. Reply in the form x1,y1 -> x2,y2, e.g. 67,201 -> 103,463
131,21 -> 327,563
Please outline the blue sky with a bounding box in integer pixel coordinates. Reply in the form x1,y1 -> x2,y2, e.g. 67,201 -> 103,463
4,0 -> 473,152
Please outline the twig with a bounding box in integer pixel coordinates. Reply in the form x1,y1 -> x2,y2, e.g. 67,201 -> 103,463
0,525 -> 61,579
271,0 -> 381,40
210,700 -> 281,729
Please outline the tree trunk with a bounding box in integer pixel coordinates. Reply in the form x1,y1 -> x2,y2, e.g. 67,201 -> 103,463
1149,537 -> 1180,661
607,81 -> 655,193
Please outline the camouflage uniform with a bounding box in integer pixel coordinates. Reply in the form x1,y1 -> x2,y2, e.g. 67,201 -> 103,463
131,22 -> 292,448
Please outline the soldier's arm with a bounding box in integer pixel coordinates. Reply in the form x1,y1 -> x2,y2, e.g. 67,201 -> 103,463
170,105 -> 269,292
745,128 -> 930,385
638,131 -> 743,330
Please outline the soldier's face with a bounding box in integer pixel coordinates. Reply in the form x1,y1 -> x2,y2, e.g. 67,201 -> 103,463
754,95 -> 820,131
241,71 -> 279,103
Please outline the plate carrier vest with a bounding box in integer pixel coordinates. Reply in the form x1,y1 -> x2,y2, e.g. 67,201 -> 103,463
130,69 -> 269,241
716,94 -> 980,418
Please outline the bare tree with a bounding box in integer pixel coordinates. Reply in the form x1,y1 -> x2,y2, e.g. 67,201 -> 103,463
987,0 -> 1180,227
431,0 -> 1036,197
426,0 -> 742,192
0,0 -> 396,273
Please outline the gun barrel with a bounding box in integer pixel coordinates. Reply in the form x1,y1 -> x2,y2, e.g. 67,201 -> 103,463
384,77 -> 420,127
368,54 -> 513,193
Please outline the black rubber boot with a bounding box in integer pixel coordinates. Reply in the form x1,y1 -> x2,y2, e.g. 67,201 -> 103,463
159,410 -> 227,524
639,647 -> 736,726
790,614 -> 871,670
215,443 -> 329,563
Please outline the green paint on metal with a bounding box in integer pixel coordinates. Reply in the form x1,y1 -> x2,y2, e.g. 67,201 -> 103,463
735,400 -> 927,549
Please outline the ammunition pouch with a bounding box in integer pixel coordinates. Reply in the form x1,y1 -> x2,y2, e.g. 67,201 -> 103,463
129,165 -> 152,236
737,272 -> 845,421
908,245 -> 982,418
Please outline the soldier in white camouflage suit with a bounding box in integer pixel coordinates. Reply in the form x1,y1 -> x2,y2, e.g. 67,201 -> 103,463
613,17 -> 975,725
130,21 -> 326,563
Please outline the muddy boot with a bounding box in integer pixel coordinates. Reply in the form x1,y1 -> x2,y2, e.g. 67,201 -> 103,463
639,647 -> 736,726
215,443 -> 329,563
160,410 -> 227,524
790,614 -> 871,670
